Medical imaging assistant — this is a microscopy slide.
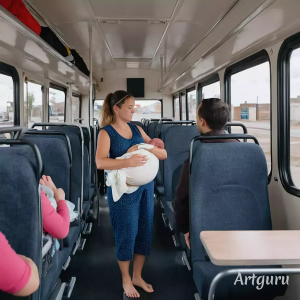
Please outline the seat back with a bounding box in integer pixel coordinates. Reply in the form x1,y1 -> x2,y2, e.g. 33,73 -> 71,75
47,125 -> 84,211
190,140 -> 272,263
22,131 -> 71,201
162,125 -> 199,202
130,121 -> 142,128
0,140 -> 42,300
148,122 -> 158,139
90,125 -> 96,184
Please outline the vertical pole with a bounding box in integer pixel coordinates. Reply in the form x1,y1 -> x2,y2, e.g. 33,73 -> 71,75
68,83 -> 73,123
160,55 -> 164,117
89,25 -> 93,126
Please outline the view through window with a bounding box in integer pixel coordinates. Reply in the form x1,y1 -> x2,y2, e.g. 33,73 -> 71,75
187,89 -> 197,120
49,87 -> 65,122
174,96 -> 180,120
289,48 -> 300,187
202,81 -> 220,99
24,81 -> 43,128
181,94 -> 186,120
0,74 -> 14,128
72,95 -> 80,122
230,62 -> 271,173
94,100 -> 104,121
133,100 -> 161,121
94,100 -> 161,123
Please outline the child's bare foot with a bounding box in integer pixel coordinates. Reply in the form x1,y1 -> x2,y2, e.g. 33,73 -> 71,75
123,277 -> 140,298
40,175 -> 57,193
132,276 -> 154,293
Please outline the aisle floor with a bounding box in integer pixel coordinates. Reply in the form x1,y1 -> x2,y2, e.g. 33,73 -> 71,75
62,195 -> 198,300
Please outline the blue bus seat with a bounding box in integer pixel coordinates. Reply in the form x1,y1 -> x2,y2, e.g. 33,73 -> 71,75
190,140 -> 287,300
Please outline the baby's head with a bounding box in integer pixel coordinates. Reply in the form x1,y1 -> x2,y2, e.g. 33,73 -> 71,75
148,138 -> 164,149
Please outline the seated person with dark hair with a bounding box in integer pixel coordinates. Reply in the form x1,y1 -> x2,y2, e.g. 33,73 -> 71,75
172,98 -> 238,249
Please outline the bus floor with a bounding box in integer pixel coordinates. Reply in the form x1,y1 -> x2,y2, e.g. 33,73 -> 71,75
62,194 -> 198,300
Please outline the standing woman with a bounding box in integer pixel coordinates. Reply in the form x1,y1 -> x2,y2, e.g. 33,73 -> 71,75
96,91 -> 167,298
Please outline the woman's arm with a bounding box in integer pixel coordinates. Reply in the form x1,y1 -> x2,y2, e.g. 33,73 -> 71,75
137,126 -> 151,143
0,232 -> 39,296
96,129 -> 147,170
137,126 -> 167,160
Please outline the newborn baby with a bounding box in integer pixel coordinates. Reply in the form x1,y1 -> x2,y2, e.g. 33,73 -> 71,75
106,138 -> 164,202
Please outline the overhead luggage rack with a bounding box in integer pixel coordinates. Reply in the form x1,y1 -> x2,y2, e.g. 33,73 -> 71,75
0,5 -> 89,90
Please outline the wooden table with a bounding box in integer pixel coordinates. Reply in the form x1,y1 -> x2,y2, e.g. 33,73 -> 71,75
200,230 -> 300,266
199,230 -> 300,300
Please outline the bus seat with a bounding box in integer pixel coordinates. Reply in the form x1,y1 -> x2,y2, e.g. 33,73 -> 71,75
22,132 -> 79,256
130,121 -> 142,128
48,126 -> 83,214
147,122 -> 158,139
162,125 -> 198,226
190,140 -> 287,300
0,144 -> 42,300
22,133 -> 71,202
155,123 -> 174,197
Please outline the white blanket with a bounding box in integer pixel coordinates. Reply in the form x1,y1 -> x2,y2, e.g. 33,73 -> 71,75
105,144 -> 159,202
40,185 -> 79,222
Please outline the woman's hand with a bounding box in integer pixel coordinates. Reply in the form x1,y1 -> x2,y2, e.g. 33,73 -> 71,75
54,188 -> 65,203
126,145 -> 139,153
127,154 -> 148,167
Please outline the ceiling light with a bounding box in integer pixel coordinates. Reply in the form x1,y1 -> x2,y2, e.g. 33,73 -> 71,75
127,62 -> 139,68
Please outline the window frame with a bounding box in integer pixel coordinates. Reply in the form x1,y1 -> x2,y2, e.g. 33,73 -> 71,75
197,73 -> 220,104
48,83 -> 67,122
0,61 -> 20,125
278,32 -> 300,197
224,49 -> 272,180
180,91 -> 186,120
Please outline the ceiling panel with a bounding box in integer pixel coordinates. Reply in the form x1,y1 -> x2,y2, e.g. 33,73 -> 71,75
89,0 -> 178,19
155,0 -> 238,71
101,21 -> 167,59
27,0 -> 90,26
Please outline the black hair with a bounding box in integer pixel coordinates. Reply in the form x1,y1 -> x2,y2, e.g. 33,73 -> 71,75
198,98 -> 230,130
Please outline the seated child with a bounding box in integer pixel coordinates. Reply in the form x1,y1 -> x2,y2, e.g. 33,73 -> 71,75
106,138 -> 164,202
39,176 -> 70,240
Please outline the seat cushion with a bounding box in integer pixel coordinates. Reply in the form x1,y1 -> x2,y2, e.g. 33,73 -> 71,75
58,247 -> 72,268
89,186 -> 97,200
163,200 -> 175,228
41,253 -> 61,300
155,185 -> 164,196
82,201 -> 90,220
63,225 -> 80,248
193,261 -> 288,300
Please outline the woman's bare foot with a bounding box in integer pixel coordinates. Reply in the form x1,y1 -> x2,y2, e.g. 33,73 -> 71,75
132,276 -> 154,293
123,277 -> 140,298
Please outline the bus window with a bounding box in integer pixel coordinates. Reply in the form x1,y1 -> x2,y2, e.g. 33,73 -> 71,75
72,94 -> 81,122
0,74 -> 14,127
202,81 -> 220,99
49,87 -> 66,122
24,81 -> 43,129
230,61 -> 271,173
133,100 -> 161,121
187,89 -> 196,120
289,48 -> 300,187
94,100 -> 104,121
181,93 -> 186,121
174,96 -> 180,120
